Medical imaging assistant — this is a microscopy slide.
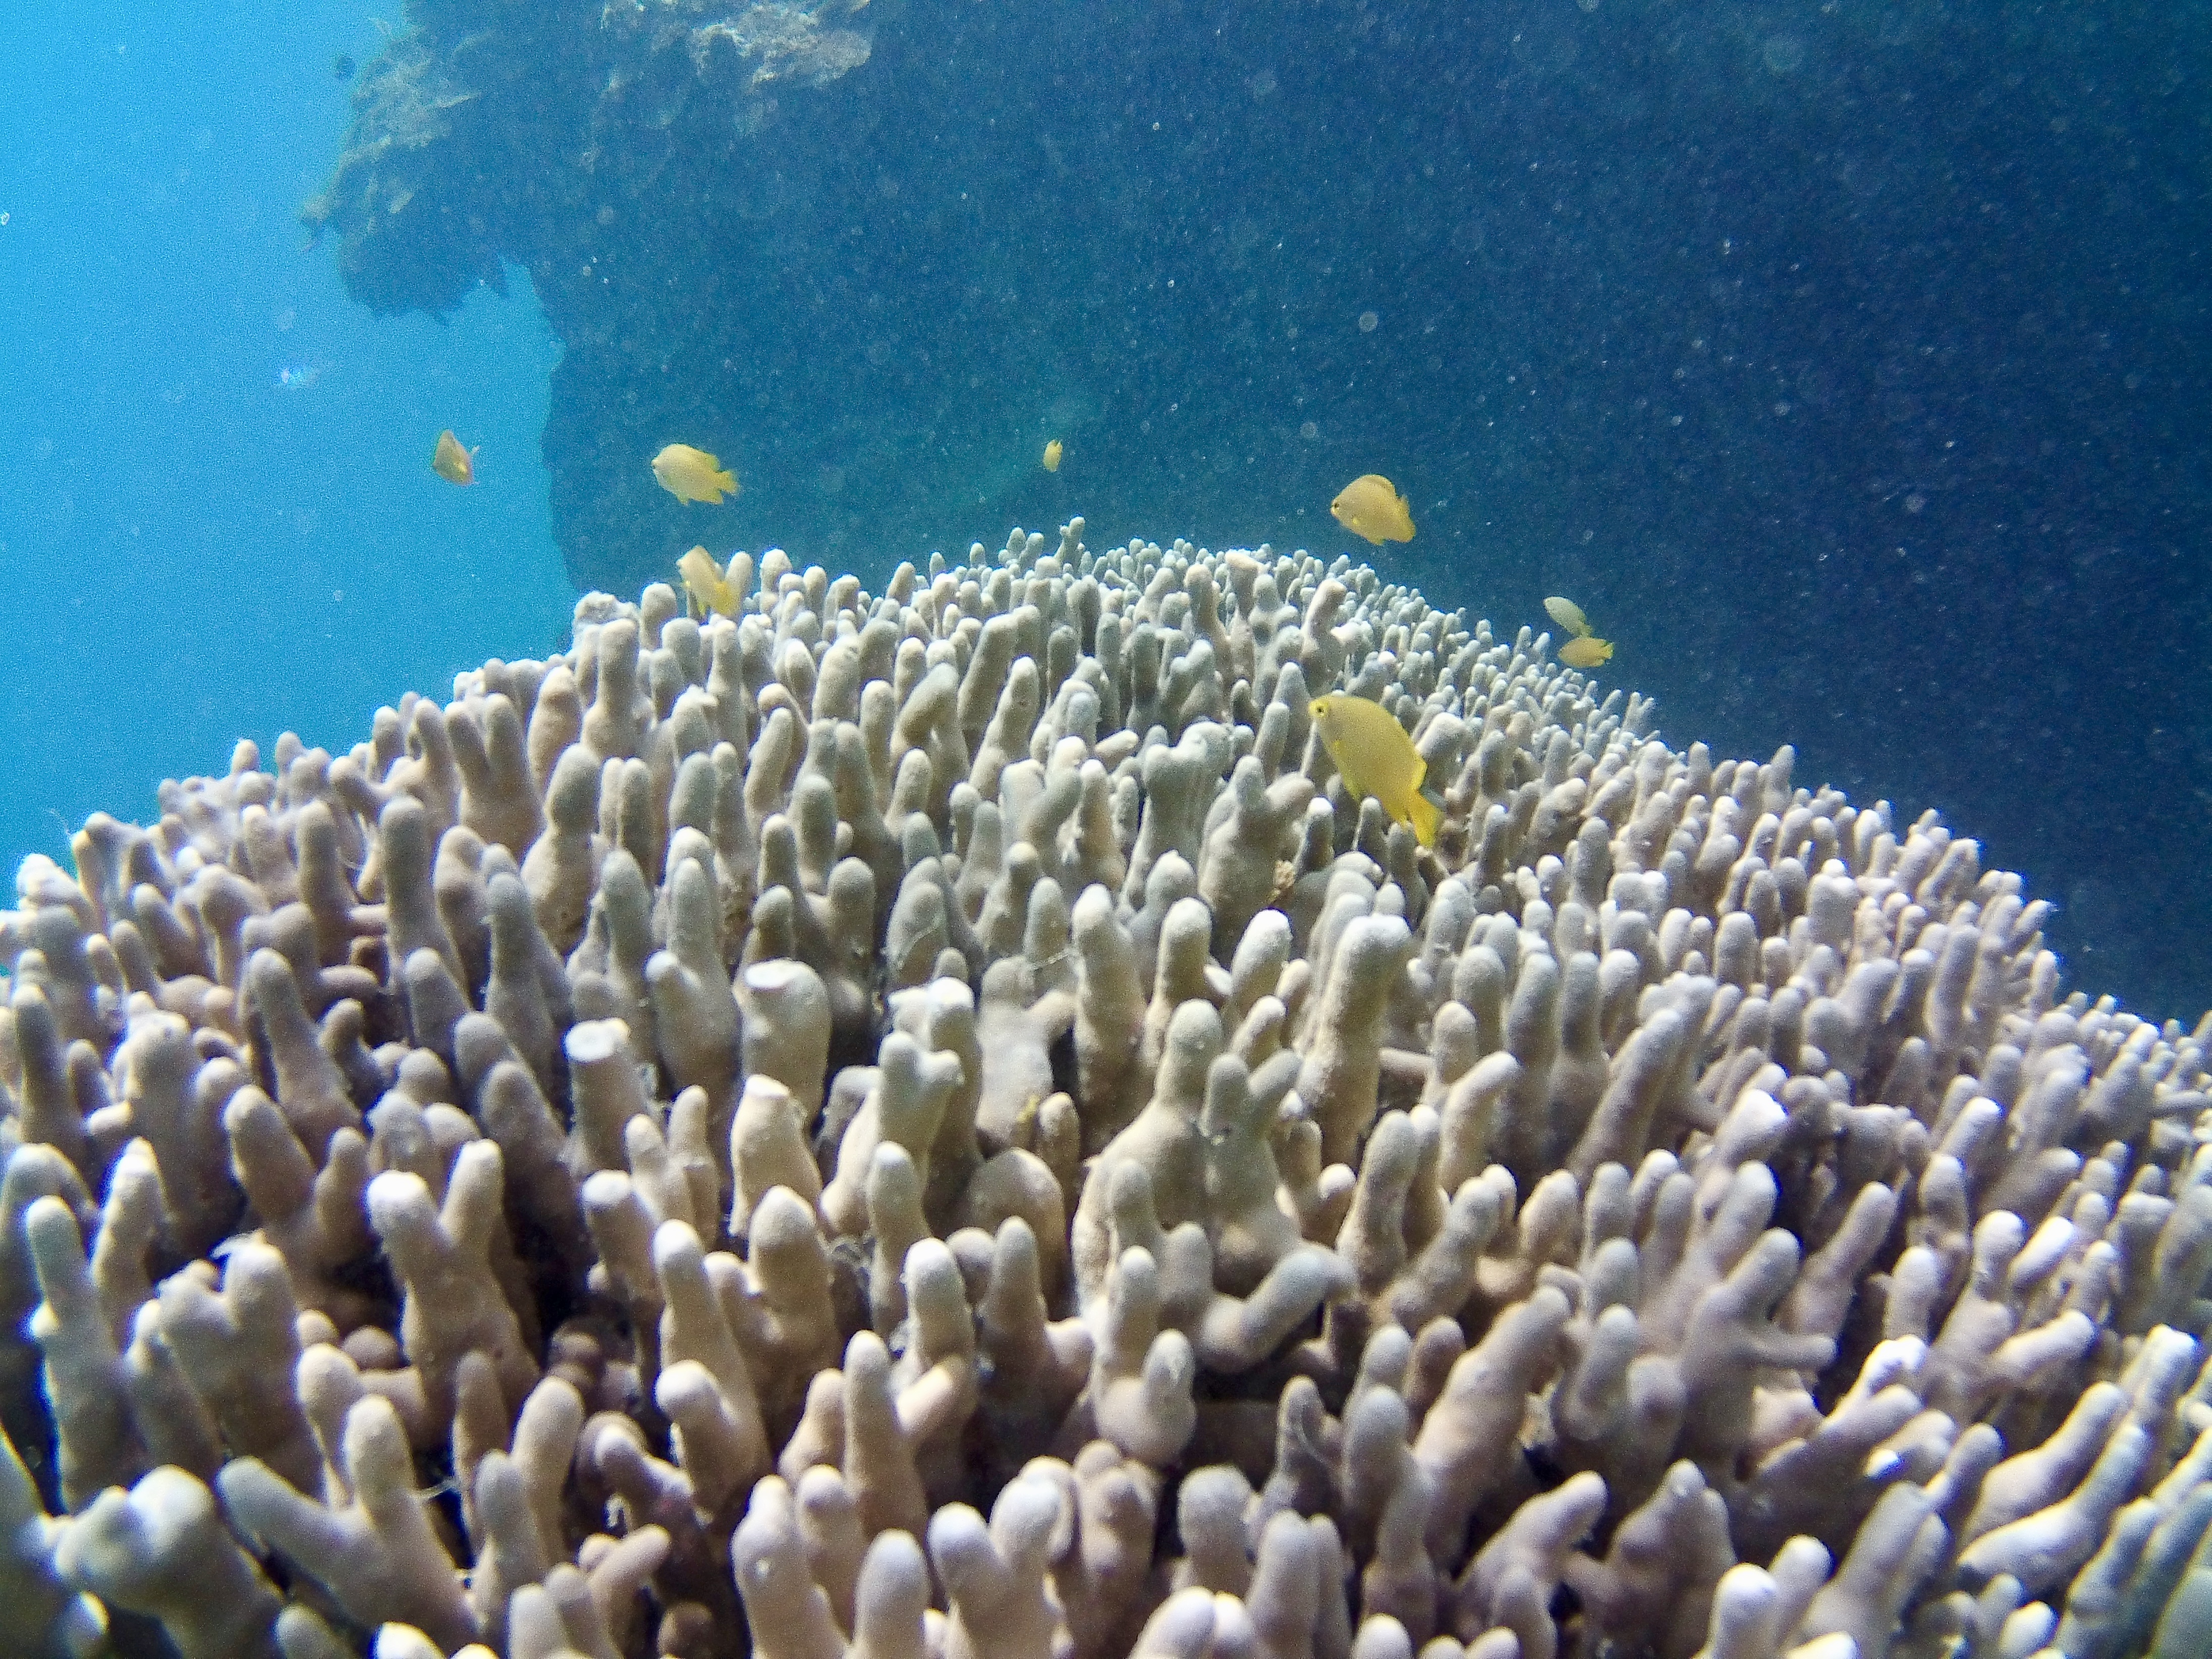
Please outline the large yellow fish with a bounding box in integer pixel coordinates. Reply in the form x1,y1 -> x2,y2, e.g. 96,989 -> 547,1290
1310,693 -> 1440,847
652,443 -> 739,505
1559,635 -> 1615,669
1330,474 -> 1415,545
677,546 -> 741,618
431,430 -> 477,486
1544,596 -> 1591,637
1042,438 -> 1063,472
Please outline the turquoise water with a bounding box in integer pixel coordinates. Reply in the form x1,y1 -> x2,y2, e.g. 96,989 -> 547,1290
0,0 -> 573,873
2,0 -> 2206,1019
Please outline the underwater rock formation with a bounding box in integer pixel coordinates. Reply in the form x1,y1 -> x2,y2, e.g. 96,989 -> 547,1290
5,521 -> 2212,1657
303,0 -> 925,597
304,0 -> 887,593
306,0 -> 875,315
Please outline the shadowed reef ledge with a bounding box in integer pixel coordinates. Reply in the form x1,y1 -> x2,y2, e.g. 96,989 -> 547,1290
303,0 -> 1067,597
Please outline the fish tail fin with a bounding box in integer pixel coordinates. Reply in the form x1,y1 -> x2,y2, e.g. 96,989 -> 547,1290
1409,788 -> 1442,849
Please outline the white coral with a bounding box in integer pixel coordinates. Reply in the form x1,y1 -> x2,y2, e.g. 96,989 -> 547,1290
2,518 -> 2209,1659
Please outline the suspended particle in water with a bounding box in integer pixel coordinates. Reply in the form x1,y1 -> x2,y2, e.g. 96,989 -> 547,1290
1357,310 -> 1379,333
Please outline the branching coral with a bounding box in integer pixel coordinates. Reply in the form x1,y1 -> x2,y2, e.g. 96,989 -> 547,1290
4,519 -> 2212,1659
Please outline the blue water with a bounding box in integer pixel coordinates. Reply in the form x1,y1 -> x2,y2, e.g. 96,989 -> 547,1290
2,0 -> 2207,1020
0,0 -> 573,872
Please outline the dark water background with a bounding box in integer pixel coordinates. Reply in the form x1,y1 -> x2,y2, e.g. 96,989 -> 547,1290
2,0 -> 2207,1020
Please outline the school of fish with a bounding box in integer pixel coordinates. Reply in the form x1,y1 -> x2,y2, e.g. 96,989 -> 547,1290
436,431 -> 1604,844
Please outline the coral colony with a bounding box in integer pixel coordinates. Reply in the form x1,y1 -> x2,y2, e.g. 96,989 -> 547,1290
4,521 -> 2211,1659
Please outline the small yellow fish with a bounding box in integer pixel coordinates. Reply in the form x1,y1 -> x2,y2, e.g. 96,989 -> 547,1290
1042,438 -> 1063,472
1544,596 -> 1591,637
1559,635 -> 1615,669
652,443 -> 739,505
1309,693 -> 1440,847
431,429 -> 477,486
677,546 -> 740,618
1330,474 -> 1415,545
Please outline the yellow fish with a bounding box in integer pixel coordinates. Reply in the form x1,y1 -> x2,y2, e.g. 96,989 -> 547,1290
1330,474 -> 1415,545
431,429 -> 477,486
1544,596 -> 1591,637
677,546 -> 740,618
652,443 -> 739,505
1309,693 -> 1440,847
1559,635 -> 1615,669
1042,438 -> 1063,472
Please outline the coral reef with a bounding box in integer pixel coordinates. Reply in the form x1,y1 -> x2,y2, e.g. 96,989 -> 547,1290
5,520 -> 2212,1659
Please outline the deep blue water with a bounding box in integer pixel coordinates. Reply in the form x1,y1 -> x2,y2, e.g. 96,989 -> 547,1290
2,0 -> 2207,1022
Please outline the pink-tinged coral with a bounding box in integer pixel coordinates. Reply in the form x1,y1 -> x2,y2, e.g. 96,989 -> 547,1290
2,519 -> 2211,1659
